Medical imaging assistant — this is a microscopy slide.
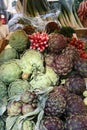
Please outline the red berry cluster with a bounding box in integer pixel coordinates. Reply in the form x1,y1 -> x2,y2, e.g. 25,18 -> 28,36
28,32 -> 49,52
68,37 -> 87,59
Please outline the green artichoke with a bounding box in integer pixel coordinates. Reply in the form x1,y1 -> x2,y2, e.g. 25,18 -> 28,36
20,49 -> 45,78
9,29 -> 29,52
0,48 -> 19,65
22,119 -> 34,130
0,60 -> 22,85
7,101 -> 22,116
8,79 -> 31,98
30,66 -> 59,90
21,49 -> 44,72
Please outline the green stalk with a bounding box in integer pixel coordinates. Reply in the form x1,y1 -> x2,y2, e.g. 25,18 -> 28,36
34,0 -> 45,15
26,0 -> 35,17
31,0 -> 39,17
63,10 -> 72,27
58,0 -> 82,28
58,13 -> 67,27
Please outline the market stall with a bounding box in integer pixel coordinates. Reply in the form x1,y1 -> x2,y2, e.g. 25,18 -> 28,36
0,0 -> 87,130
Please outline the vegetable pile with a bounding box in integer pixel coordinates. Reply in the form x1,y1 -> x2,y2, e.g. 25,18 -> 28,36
0,26 -> 87,130
0,0 -> 87,128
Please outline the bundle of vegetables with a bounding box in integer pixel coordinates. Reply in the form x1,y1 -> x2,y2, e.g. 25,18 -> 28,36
20,0 -> 50,17
77,0 -> 87,27
58,0 -> 84,28
67,36 -> 87,59
0,28 -> 87,130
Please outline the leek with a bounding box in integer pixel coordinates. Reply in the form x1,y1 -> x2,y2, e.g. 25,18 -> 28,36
58,0 -> 84,28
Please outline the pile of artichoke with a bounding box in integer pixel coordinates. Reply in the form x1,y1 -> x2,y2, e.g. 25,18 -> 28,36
0,28 -> 87,130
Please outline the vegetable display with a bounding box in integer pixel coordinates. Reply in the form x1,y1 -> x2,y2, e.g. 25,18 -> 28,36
0,0 -> 87,128
58,0 -> 84,28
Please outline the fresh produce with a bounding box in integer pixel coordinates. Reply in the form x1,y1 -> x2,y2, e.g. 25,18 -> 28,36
52,54 -> 73,76
7,101 -> 22,116
58,0 -> 84,28
0,60 -> 22,85
22,118 -> 34,130
22,104 -> 35,115
64,75 -> 86,96
30,66 -> 59,90
43,116 -> 64,130
0,48 -> 19,65
67,37 -> 87,59
77,0 -> 87,27
0,23 -> 87,129
48,33 -> 67,53
65,115 -> 87,130
74,57 -> 87,78
7,90 -> 38,116
8,79 -> 30,98
28,32 -> 49,52
23,0 -> 50,17
62,45 -> 79,61
52,85 -> 69,99
21,91 -> 38,112
59,26 -> 75,38
20,49 -> 44,79
66,93 -> 87,116
44,91 -> 66,117
21,91 -> 37,104
44,53 -> 57,68
45,21 -> 60,34
9,29 -> 29,52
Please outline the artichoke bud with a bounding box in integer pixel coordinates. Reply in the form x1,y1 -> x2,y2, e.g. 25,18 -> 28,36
7,101 -> 22,116
21,91 -> 37,103
22,104 -> 35,115
22,119 -> 33,130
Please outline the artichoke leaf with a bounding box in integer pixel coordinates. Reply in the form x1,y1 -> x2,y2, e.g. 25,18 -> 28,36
35,110 -> 44,130
0,98 -> 7,116
0,105 -> 6,116
6,116 -> 19,130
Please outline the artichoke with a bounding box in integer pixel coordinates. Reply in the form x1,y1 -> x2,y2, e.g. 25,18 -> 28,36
0,60 -> 22,85
52,54 -> 73,76
20,49 -> 44,79
22,104 -> 35,115
7,101 -> 22,116
44,92 -> 66,117
30,66 -> 59,90
0,48 -> 19,65
8,79 -> 31,98
66,93 -> 87,116
74,57 -> 87,78
43,116 -> 64,130
64,75 -> 86,96
22,119 -> 34,130
9,29 -> 29,52
65,115 -> 87,130
21,91 -> 37,104
48,33 -> 67,53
